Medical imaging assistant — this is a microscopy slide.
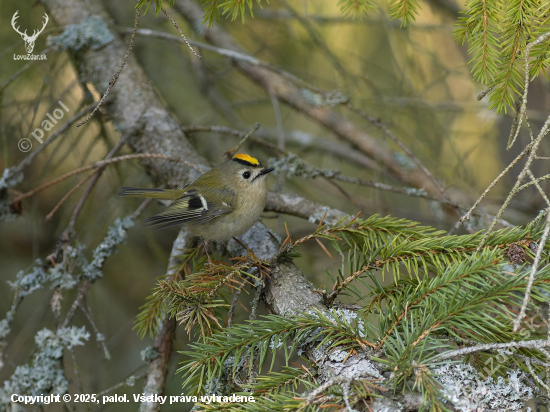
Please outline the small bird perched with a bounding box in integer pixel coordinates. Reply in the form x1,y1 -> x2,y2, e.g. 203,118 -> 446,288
118,154 -> 274,241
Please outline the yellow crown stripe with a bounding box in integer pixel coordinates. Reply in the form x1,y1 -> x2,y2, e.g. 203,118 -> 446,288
233,154 -> 260,166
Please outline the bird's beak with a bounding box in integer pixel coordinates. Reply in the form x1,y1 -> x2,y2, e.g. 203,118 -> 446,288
253,168 -> 274,181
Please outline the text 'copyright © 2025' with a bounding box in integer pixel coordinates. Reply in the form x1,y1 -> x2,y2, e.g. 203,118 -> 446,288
10,393 -> 256,405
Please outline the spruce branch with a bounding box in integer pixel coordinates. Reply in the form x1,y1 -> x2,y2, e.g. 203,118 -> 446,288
178,310 -> 377,395
390,0 -> 420,26
337,0 -> 377,20
489,0 -> 537,114
305,218 -> 542,305
375,251 -> 550,362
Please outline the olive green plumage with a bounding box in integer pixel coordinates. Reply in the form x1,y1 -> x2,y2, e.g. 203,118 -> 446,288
118,154 -> 274,241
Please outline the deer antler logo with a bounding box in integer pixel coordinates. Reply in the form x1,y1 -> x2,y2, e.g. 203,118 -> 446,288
11,11 -> 49,54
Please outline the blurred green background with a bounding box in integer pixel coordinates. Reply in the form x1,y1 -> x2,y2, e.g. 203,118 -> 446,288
0,0 -> 548,410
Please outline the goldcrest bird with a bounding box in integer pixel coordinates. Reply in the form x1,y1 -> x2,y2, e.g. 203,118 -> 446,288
118,154 -> 274,241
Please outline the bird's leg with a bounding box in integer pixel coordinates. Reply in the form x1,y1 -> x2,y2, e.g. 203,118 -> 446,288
201,237 -> 212,264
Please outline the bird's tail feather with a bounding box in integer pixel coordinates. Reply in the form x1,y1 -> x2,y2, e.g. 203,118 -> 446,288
118,187 -> 182,200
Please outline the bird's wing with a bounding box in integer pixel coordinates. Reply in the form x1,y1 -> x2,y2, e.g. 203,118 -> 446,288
144,187 -> 236,230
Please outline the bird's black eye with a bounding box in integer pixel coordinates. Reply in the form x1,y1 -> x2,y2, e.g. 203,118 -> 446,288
243,171 -> 251,179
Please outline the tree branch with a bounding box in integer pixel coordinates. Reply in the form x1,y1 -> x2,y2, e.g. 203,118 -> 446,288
174,0 -> 445,197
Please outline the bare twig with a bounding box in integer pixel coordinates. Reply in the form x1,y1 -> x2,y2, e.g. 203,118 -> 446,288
513,211 -> 550,332
506,32 -> 550,150
132,198 -> 154,220
45,171 -> 97,221
433,338 -> 550,362
477,113 -> 550,250
324,178 -> 365,214
182,125 -> 245,137
250,283 -> 263,321
12,153 -> 183,203
129,20 -> 448,196
475,31 -> 550,249
124,27 -> 319,92
346,103 -> 450,202
227,287 -> 243,328
161,7 -> 201,59
0,47 -> 55,93
61,281 -> 91,328
140,316 -> 176,412
14,103 -> 97,173
254,128 -> 380,171
183,125 -> 285,154
223,123 -> 260,158
525,358 -> 550,393
98,371 -> 147,396
77,8 -> 140,127
460,142 -> 534,223
476,87 -> 494,101
527,169 -> 550,207
67,129 -> 131,230
79,299 -> 110,360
